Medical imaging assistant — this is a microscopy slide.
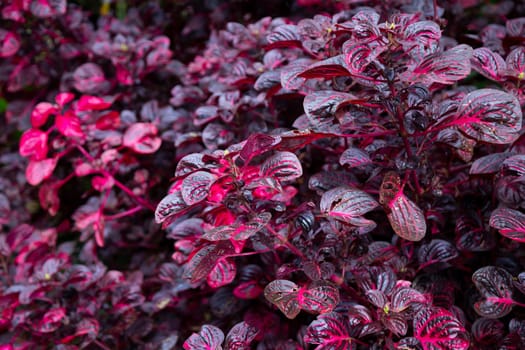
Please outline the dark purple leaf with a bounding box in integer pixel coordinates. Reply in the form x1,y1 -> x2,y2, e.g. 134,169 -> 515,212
413,307 -> 469,350
260,151 -> 302,182
183,243 -> 235,285
343,43 -> 376,75
489,208 -> 525,243
224,322 -> 259,350
280,58 -> 313,90
502,155 -> 525,175
155,192 -> 188,224
472,266 -> 514,318
264,279 -> 301,319
184,325 -> 224,350
471,318 -> 505,346
417,239 -> 458,269
299,283 -> 340,314
202,212 -> 271,241
240,134 -> 281,164
304,312 -> 354,350
456,89 -> 522,144
175,153 -> 208,177
303,90 -> 355,127
470,152 -> 515,174
505,47 -> 525,78
181,171 -> 217,205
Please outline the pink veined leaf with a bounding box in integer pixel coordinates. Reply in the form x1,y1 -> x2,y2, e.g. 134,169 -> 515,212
413,307 -> 470,350
234,281 -> 263,299
123,123 -> 162,154
240,133 -> 281,164
402,20 -> 441,53
471,318 -> 505,345
320,186 -> 379,224
506,17 -> 525,37
343,43 -> 377,75
254,70 -> 281,91
390,287 -> 429,313
489,208 -> 525,242
0,29 -> 20,57
26,157 -> 58,186
469,152 -> 515,174
275,129 -> 332,152
184,324 -> 225,350
387,193 -> 427,242
303,90 -> 356,128
502,155 -> 525,175
417,239 -> 458,269
19,129 -> 48,160
472,266 -> 514,318
264,279 -> 301,319
266,24 -> 301,47
455,89 -> 522,144
260,151 -> 302,182
339,148 -> 372,168
207,258 -> 236,288
31,102 -> 58,128
299,283 -> 340,314
471,48 -> 506,81
154,192 -> 188,224
505,46 -> 525,78
407,44 -> 473,85
298,55 -> 351,79
224,322 -> 259,350
34,307 -> 66,333
304,312 -> 355,350
56,111 -> 84,139
175,153 -> 207,177
181,171 -> 217,205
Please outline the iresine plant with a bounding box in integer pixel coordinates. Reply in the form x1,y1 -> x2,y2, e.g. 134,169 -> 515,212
7,0 -> 525,349
155,7 -> 525,350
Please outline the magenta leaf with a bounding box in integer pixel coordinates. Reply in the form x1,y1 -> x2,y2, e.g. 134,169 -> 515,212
181,171 -> 217,205
413,307 -> 469,350
471,48 -> 505,81
339,148 -> 372,168
320,186 -> 379,225
56,112 -> 84,139
31,102 -> 58,128
26,157 -> 58,186
76,96 -> 112,111
154,192 -> 188,224
224,322 -> 259,350
207,258 -> 236,289
184,324 -> 224,350
489,208 -> 525,242
472,266 -> 514,318
0,29 -> 20,57
456,89 -> 522,144
304,312 -> 354,350
260,151 -> 302,182
470,152 -> 515,174
19,129 -> 48,160
264,279 -> 301,319
123,123 -> 162,154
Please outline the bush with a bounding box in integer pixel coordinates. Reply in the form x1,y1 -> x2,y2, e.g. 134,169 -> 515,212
4,0 -> 525,349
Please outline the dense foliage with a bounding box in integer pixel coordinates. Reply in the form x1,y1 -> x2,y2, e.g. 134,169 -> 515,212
5,0 -> 525,348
